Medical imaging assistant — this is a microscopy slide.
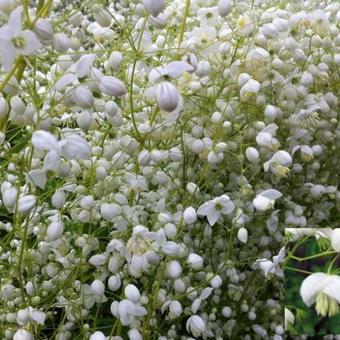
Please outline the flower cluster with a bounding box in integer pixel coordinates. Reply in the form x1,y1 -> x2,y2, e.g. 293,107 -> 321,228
0,0 -> 339,339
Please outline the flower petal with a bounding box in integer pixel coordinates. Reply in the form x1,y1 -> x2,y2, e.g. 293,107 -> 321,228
8,6 -> 23,35
20,30 -> 41,55
197,201 -> 214,216
331,229 -> 340,252
323,276 -> 340,303
207,208 -> 220,226
300,272 -> 329,306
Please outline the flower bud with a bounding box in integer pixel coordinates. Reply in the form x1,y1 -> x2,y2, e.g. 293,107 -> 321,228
72,86 -> 94,108
218,0 -> 232,17
0,97 -> 9,119
142,0 -> 164,17
100,203 -> 122,220
99,76 -> 127,97
167,260 -> 182,279
156,81 -> 179,112
109,51 -> 123,71
128,329 -> 142,340
2,187 -> 18,209
47,221 -> 64,241
89,254 -> 107,266
183,207 -> 197,224
187,253 -> 203,270
93,5 -> 112,27
52,33 -> 70,53
108,274 -> 121,291
125,284 -> 140,303
34,18 -> 53,41
91,279 -> 105,296
245,147 -> 259,163
18,195 -> 36,214
237,227 -> 248,243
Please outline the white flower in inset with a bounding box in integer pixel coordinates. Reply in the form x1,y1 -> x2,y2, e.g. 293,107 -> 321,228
300,273 -> 340,317
285,308 -> 295,330
0,7 -> 41,71
330,229 -> 340,252
197,194 -> 235,226
253,189 -> 282,212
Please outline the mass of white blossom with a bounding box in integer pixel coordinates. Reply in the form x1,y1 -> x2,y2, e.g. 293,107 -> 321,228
0,0 -> 339,339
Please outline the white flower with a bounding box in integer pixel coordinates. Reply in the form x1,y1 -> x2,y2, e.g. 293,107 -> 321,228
13,329 -> 34,340
90,331 -> 106,340
197,194 -> 235,226
0,7 -> 41,71
116,299 -> 147,326
16,306 -> 46,326
98,75 -> 127,97
255,247 -> 285,278
330,229 -> 340,252
46,221 -> 64,241
125,284 -> 140,303
285,308 -> 295,330
300,272 -> 340,317
17,195 -> 36,214
263,150 -> 292,177
253,189 -> 282,212
156,81 -> 180,112
245,147 -> 259,163
186,315 -> 206,337
240,79 -> 260,100
183,207 -> 197,224
237,227 -> 248,243
187,253 -> 204,270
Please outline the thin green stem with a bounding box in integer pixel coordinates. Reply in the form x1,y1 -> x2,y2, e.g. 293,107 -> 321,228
177,0 -> 191,57
285,266 -> 313,275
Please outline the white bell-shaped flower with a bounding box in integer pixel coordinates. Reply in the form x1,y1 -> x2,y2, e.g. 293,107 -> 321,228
253,189 -> 282,212
186,315 -> 206,337
156,81 -> 180,112
330,229 -> 340,252
300,272 -> 340,317
142,0 -> 164,17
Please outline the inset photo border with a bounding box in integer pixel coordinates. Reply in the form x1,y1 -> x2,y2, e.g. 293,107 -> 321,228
285,228 -> 340,336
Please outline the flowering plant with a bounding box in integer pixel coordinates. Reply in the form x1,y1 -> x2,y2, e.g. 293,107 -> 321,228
0,0 -> 339,339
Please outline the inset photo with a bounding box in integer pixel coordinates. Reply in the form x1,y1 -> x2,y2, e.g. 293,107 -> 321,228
285,228 -> 340,336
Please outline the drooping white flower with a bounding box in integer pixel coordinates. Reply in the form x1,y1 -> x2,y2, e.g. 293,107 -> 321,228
0,7 -> 41,71
330,229 -> 340,252
285,308 -> 295,330
300,272 -> 340,317
197,194 -> 235,226
253,189 -> 282,212
254,247 -> 285,278
156,81 -> 180,112
186,315 -> 206,337
240,79 -> 260,100
115,299 -> 147,326
263,150 -> 292,177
